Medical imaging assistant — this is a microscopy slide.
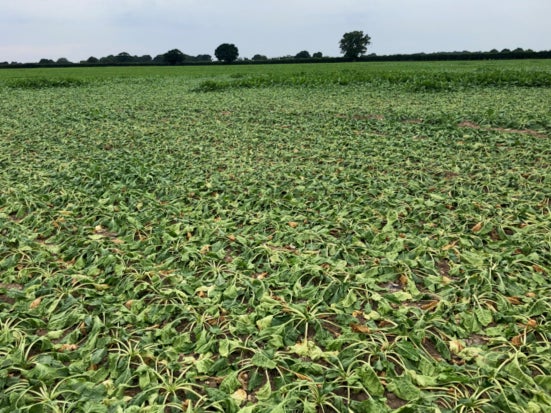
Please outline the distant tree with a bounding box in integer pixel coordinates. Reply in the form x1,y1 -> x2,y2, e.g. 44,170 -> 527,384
39,58 -> 54,64
339,31 -> 371,59
56,57 -> 71,64
313,52 -> 323,58
512,48 -> 524,53
295,50 -> 311,59
500,48 -> 511,53
138,55 -> 152,63
252,54 -> 268,61
99,55 -> 115,64
215,43 -> 239,63
86,56 -> 99,64
489,49 -> 499,54
153,54 -> 165,64
196,54 -> 212,62
115,52 -> 135,64
164,49 -> 186,65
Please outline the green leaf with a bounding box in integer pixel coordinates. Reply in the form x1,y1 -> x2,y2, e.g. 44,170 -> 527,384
358,365 -> 384,396
408,370 -> 437,387
504,359 -> 535,385
220,371 -> 242,393
395,341 -> 420,361
256,315 -> 273,330
390,291 -> 413,302
255,381 -> 272,401
534,375 -> 551,392
251,352 -> 277,369
475,308 -> 493,326
387,377 -> 421,401
303,401 -> 317,413
341,290 -> 358,307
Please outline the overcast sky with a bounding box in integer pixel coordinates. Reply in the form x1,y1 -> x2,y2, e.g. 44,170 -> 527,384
2,0 -> 550,62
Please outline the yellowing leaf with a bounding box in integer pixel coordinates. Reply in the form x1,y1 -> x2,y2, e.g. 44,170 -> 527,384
59,344 -> 78,352
200,245 -> 211,254
287,221 -> 299,228
231,389 -> 247,404
448,340 -> 464,354
289,340 -> 338,361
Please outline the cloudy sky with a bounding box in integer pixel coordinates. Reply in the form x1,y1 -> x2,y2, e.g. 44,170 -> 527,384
2,0 -> 550,62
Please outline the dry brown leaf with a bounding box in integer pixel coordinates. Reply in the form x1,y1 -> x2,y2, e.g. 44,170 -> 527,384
30,297 -> 42,309
350,323 -> 371,334
533,265 -> 546,273
471,222 -> 483,232
511,334 -> 523,347
238,371 -> 249,387
399,274 -> 409,287
293,372 -> 313,381
288,221 -> 299,228
507,296 -> 522,305
420,300 -> 439,311
111,238 -> 125,244
200,245 -> 211,254
228,234 -> 236,241
525,319 -> 538,329
442,241 -> 457,251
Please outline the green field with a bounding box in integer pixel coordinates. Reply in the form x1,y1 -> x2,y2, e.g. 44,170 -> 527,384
1,61 -> 550,412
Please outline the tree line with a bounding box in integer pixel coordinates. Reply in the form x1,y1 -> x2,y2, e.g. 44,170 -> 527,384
2,31 -> 550,67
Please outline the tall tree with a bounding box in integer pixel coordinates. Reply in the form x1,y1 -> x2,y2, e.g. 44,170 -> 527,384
339,31 -> 371,59
215,43 -> 239,63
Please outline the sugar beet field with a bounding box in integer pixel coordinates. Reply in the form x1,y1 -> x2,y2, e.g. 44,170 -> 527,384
0,61 -> 550,412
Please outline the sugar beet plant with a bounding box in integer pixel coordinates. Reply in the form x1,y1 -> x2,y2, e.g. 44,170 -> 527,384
0,61 -> 550,412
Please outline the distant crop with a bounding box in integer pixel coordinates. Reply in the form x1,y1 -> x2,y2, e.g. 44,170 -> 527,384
0,61 -> 550,412
6,77 -> 88,89
193,65 -> 551,92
